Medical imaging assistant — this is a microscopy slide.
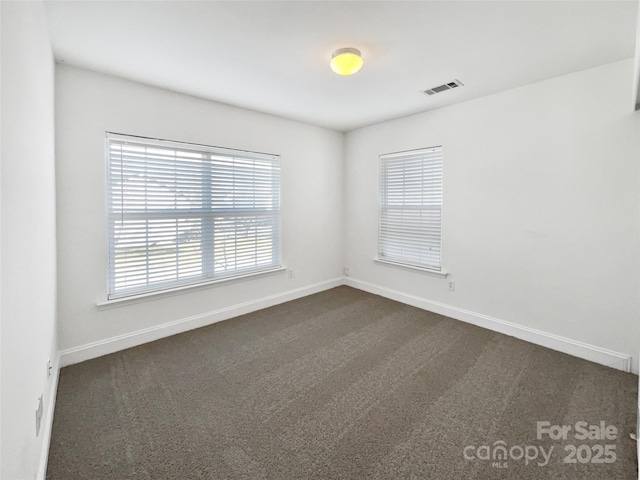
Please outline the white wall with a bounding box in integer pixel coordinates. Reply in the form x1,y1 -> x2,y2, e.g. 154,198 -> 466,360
56,65 -> 344,356
345,59 -> 640,373
1,2 -> 58,479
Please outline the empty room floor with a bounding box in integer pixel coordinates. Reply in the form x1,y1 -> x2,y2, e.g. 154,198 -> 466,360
47,286 -> 638,479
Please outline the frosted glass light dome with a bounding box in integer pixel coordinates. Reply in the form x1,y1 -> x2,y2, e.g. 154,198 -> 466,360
330,48 -> 363,76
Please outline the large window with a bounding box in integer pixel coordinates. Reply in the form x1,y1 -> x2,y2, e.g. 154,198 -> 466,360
106,133 -> 280,300
378,146 -> 443,271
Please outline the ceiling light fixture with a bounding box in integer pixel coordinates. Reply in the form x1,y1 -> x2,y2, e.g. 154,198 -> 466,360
330,48 -> 363,76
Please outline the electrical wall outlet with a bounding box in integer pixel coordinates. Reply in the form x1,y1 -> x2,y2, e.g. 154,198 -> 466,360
344,267 -> 350,276
448,280 -> 455,292
288,268 -> 294,278
35,395 -> 43,436
47,359 -> 53,378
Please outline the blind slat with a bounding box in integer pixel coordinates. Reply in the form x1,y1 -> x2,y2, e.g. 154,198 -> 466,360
107,133 -> 281,299
379,147 -> 443,270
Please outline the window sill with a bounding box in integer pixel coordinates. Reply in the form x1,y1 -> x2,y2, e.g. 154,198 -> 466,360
374,258 -> 448,278
96,266 -> 287,309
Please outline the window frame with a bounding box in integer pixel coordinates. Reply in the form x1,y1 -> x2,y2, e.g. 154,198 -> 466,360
377,146 -> 444,273
105,132 -> 281,301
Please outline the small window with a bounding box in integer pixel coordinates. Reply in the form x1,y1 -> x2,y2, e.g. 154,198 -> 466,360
106,133 -> 280,300
378,146 -> 443,271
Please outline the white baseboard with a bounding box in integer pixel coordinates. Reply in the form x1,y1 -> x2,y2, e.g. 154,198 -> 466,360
345,277 -> 632,373
60,277 -> 343,367
37,353 -> 61,480
60,275 -> 633,373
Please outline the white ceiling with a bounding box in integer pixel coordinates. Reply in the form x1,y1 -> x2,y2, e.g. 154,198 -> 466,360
44,1 -> 638,132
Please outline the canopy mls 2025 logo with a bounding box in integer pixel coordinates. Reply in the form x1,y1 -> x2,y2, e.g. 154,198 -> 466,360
463,420 -> 618,469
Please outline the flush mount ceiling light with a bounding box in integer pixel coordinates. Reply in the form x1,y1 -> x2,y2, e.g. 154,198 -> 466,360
330,48 -> 363,76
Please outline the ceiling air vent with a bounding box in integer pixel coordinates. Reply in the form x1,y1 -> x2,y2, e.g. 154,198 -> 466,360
423,79 -> 464,96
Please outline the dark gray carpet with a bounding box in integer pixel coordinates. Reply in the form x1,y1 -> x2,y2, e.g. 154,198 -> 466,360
47,286 -> 638,479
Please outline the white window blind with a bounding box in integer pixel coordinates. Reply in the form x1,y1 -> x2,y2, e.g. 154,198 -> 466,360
106,133 -> 280,300
379,146 -> 443,271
